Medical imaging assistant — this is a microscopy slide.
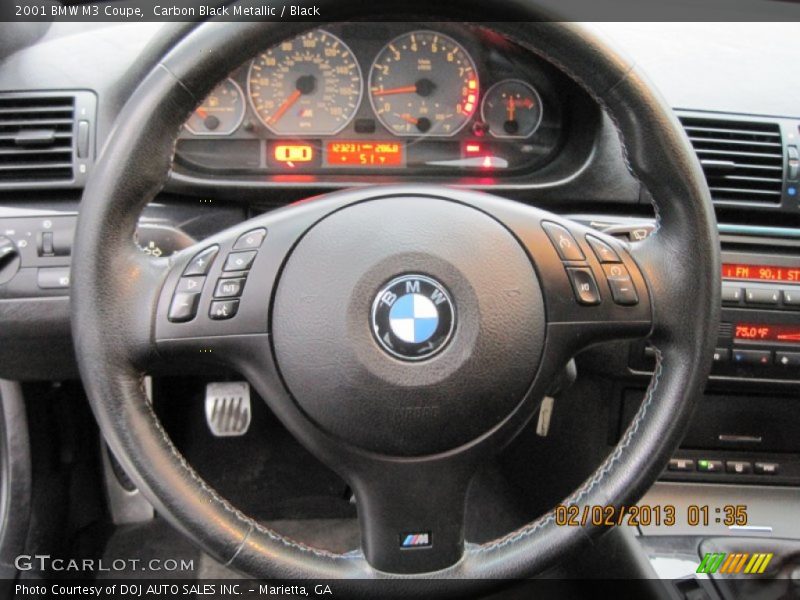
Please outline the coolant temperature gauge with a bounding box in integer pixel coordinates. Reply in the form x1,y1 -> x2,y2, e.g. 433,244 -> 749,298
481,79 -> 543,139
185,78 -> 245,136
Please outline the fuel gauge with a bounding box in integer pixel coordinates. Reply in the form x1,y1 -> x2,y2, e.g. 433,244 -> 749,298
481,80 -> 543,139
185,78 -> 245,136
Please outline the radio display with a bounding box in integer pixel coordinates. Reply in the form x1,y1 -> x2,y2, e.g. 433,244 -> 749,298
723,263 -> 800,283
735,323 -> 800,343
325,141 -> 404,168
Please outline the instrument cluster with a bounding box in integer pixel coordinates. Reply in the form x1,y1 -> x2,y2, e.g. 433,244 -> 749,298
175,23 -> 570,178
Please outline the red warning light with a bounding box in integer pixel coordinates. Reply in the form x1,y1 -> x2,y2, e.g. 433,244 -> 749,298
465,143 -> 482,154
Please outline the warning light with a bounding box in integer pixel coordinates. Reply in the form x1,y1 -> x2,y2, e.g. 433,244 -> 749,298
465,143 -> 482,154
274,144 -> 314,167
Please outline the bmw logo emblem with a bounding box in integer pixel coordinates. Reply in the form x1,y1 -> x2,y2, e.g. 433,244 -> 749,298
371,274 -> 455,361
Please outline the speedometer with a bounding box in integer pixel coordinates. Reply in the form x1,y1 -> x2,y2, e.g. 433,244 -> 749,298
368,31 -> 479,137
247,29 -> 362,136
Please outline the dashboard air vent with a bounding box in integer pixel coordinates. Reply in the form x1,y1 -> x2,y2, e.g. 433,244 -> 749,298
0,95 -> 75,183
678,115 -> 784,205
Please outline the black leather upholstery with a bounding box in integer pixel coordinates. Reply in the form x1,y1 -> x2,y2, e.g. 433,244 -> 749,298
70,7 -> 719,591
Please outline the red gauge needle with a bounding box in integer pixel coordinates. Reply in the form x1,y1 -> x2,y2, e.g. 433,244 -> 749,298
373,85 -> 418,97
396,113 -> 419,125
196,107 -> 208,118
506,95 -> 516,122
269,89 -> 302,125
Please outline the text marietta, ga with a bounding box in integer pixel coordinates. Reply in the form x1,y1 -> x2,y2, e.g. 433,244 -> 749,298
154,4 -> 321,16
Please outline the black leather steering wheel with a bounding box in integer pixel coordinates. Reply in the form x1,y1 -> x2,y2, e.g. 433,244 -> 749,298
71,6 -> 720,594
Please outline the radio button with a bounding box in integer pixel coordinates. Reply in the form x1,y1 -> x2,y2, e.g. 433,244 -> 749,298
783,289 -> 800,306
721,284 -> 743,304
745,288 -> 780,305
697,459 -> 723,473
775,351 -> 800,367
726,461 -> 753,475
754,462 -> 779,475
668,458 -> 695,472
732,349 -> 772,366
712,348 -> 730,364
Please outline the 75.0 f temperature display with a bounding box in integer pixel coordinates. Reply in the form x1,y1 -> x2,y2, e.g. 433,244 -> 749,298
735,323 -> 800,343
723,263 -> 800,282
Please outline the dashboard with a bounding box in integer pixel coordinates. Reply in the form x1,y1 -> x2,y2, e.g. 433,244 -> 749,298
174,23 -> 583,181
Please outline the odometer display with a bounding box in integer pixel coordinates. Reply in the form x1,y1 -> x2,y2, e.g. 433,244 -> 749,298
247,29 -> 362,136
325,141 -> 404,167
369,31 -> 478,137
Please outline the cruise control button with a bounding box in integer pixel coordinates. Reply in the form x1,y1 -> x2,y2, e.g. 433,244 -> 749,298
668,458 -> 695,472
721,284 -> 743,304
697,459 -> 723,473
209,299 -> 239,320
775,351 -> 800,367
732,349 -> 772,366
602,264 -> 638,306
542,222 -> 585,261
169,292 -> 200,322
745,288 -> 780,305
754,462 -> 779,475
586,235 -> 621,263
214,277 -> 245,298
176,276 -> 205,293
726,461 -> 753,475
233,228 -> 267,250
183,246 -> 219,276
566,267 -> 600,305
223,250 -> 257,272
783,289 -> 800,306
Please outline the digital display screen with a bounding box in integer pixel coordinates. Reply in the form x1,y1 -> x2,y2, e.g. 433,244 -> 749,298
723,263 -> 800,283
325,141 -> 404,168
734,323 -> 800,343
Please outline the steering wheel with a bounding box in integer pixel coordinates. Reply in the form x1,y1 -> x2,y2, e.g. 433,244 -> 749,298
71,6 -> 720,593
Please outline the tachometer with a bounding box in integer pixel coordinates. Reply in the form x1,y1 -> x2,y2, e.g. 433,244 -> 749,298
185,78 -> 245,136
247,29 -> 362,136
369,31 -> 479,137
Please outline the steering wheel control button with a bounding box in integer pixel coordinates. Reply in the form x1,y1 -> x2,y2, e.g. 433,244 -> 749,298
233,228 -> 267,250
209,299 -> 239,320
586,235 -> 620,263
745,288 -> 780,305
668,458 -> 695,472
721,284 -> 744,304
223,250 -> 257,272
214,277 -> 245,298
168,292 -> 201,322
371,274 -> 455,361
566,267 -> 600,305
697,459 -> 723,473
176,276 -> 205,294
542,222 -> 585,261
602,264 -> 639,306
183,245 -> 219,276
